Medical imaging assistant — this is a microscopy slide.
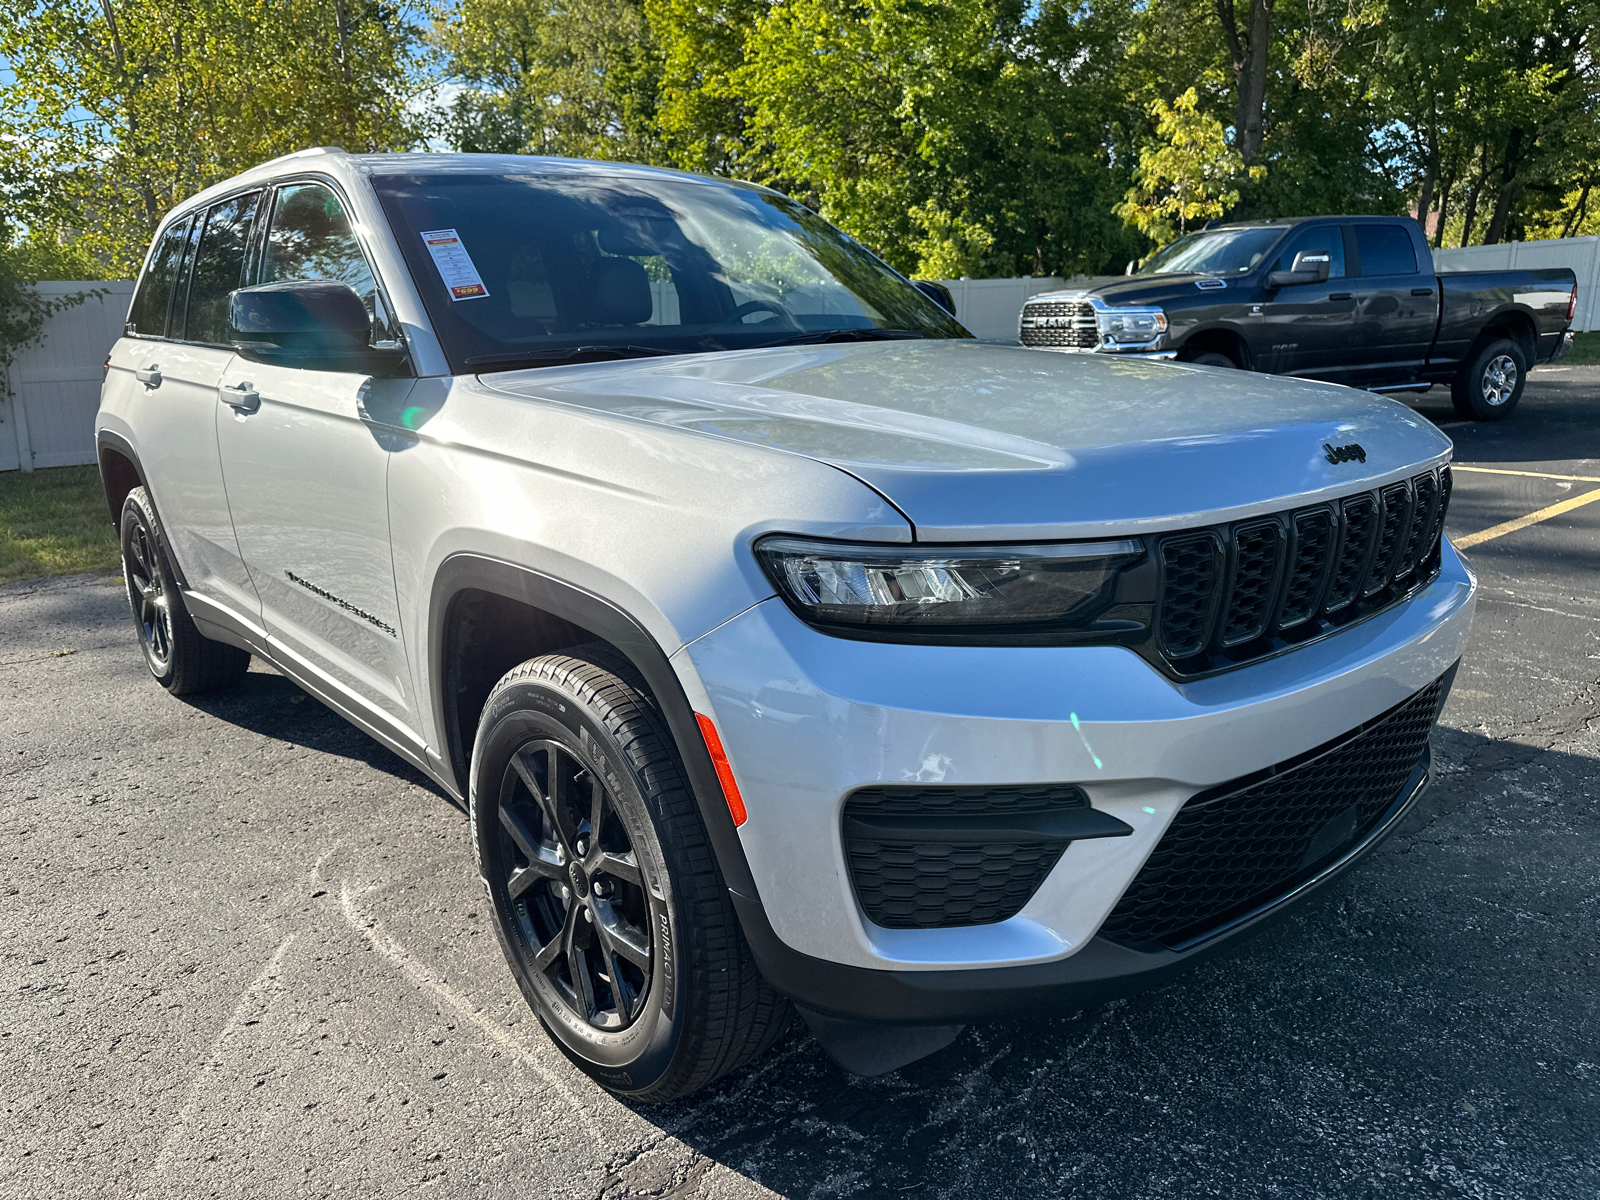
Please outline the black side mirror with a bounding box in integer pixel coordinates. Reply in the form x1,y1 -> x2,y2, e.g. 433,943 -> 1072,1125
1266,249 -> 1332,290
912,279 -> 957,316
229,280 -> 405,374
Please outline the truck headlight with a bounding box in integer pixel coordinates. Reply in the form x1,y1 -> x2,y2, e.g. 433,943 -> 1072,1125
755,536 -> 1145,634
1097,306 -> 1167,344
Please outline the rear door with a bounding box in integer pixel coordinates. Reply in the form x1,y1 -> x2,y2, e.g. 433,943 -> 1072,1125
1344,222 -> 1439,383
119,200 -> 261,617
1258,223 -> 1355,379
214,179 -> 421,738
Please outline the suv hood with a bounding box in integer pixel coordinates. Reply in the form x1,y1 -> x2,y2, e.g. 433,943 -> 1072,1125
480,340 -> 1453,541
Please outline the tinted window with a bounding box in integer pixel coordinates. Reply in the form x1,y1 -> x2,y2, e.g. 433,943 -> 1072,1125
127,218 -> 191,337
1354,224 -> 1418,276
184,191 -> 261,345
372,173 -> 967,372
1272,225 -> 1345,279
262,183 -> 386,339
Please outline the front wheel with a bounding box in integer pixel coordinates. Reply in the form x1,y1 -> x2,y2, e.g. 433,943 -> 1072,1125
470,645 -> 789,1101
1185,350 -> 1238,369
1452,337 -> 1526,420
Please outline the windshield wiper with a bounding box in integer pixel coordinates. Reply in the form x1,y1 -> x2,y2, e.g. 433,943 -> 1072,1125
467,345 -> 680,371
752,327 -> 926,348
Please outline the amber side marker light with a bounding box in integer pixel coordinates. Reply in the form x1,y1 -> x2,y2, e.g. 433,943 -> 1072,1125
695,713 -> 748,827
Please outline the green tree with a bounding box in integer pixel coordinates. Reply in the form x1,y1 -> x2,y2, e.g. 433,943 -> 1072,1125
1116,88 -> 1261,243
439,0 -> 664,161
1,0 -> 429,275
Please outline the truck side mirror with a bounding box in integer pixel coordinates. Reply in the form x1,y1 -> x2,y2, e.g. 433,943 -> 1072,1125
911,279 -> 957,315
1266,250 -> 1331,289
230,280 -> 406,375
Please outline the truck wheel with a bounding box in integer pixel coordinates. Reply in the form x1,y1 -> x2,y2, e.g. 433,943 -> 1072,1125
1186,350 -> 1238,369
119,487 -> 250,694
470,645 -> 790,1102
1452,338 -> 1526,420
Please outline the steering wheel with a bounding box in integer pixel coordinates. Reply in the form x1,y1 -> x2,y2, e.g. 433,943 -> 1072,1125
728,299 -> 801,329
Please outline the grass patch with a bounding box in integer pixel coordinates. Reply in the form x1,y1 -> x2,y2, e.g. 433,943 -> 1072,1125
1558,331 -> 1600,366
0,464 -> 120,585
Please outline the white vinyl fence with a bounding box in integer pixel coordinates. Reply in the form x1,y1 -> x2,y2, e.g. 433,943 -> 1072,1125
933,276 -> 1071,339
2,282 -> 133,473
1432,238 -> 1600,330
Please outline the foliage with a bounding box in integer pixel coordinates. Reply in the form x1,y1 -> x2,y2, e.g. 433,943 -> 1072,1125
0,0 -> 432,276
1115,88 -> 1263,244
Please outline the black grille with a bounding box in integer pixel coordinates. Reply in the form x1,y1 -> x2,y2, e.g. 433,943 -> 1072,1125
1100,676 -> 1444,949
843,784 -> 1090,929
1153,466 -> 1452,675
1019,299 -> 1098,349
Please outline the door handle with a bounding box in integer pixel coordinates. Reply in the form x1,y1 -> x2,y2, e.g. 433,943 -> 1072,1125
220,382 -> 261,415
134,365 -> 162,388
1328,292 -> 1351,301
1411,288 -> 1435,297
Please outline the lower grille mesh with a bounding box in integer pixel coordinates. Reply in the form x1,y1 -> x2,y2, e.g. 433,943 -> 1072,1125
1099,676 -> 1444,949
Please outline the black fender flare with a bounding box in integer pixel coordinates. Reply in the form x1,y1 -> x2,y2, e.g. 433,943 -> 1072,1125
427,552 -> 763,903
96,430 -> 189,589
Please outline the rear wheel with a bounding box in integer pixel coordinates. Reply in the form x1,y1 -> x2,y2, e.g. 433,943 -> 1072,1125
470,645 -> 789,1101
119,487 -> 250,694
1452,337 -> 1526,420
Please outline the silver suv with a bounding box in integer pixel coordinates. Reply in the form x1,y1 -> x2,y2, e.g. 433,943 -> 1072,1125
97,150 -> 1476,1100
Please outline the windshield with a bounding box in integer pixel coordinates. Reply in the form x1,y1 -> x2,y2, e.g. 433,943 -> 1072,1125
1138,227 -> 1286,277
372,172 -> 969,371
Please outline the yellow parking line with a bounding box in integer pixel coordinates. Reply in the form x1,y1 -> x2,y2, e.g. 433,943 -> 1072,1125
1452,465 -> 1600,484
1454,487 -> 1600,549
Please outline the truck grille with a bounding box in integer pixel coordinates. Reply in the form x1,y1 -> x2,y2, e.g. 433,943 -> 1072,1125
842,784 -> 1090,928
1099,675 -> 1445,949
1019,299 -> 1098,349
1151,466 -> 1452,675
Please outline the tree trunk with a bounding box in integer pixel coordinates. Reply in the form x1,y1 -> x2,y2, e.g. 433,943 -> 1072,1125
1561,181 -> 1593,239
1414,128 -> 1438,226
1481,127 -> 1525,246
1458,147 -> 1491,247
1432,158 -> 1457,249
1214,0 -> 1274,165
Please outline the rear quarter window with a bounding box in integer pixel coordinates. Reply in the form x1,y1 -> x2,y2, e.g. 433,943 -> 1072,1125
126,218 -> 192,337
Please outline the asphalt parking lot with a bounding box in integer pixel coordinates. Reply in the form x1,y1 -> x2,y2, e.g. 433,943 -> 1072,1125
3,368 -> 1598,1200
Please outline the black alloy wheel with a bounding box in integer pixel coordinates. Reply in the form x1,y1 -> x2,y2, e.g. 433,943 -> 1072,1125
490,738 -> 655,1031
122,510 -> 174,674
471,647 -> 791,1101
118,487 -> 251,694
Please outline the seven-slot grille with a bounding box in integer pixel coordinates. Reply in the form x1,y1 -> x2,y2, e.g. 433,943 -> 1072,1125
1099,675 -> 1444,949
1152,465 -> 1452,674
1019,299 -> 1098,349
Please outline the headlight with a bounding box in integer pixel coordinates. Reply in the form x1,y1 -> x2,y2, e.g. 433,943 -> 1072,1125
754,536 -> 1146,635
1096,306 -> 1167,344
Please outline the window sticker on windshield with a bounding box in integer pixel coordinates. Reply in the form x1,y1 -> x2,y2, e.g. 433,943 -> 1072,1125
420,229 -> 490,301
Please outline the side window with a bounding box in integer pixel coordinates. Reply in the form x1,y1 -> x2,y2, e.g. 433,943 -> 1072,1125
1354,224 -> 1418,276
1272,226 -> 1345,279
126,217 -> 192,337
261,182 -> 392,340
183,191 -> 262,345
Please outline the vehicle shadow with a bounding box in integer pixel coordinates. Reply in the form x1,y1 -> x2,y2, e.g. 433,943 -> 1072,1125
176,663 -> 462,811
631,724 -> 1600,1200
1408,370 -> 1600,467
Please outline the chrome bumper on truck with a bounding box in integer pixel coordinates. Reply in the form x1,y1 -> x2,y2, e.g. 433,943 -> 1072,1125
680,541 -> 1475,1022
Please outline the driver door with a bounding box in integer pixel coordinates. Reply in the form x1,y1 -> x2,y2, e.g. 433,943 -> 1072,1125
1260,224 -> 1355,380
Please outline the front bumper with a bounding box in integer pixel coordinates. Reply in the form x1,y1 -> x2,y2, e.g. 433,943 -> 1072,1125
677,539 -> 1474,1005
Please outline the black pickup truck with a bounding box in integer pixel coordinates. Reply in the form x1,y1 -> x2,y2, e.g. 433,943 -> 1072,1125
1018,215 -> 1576,420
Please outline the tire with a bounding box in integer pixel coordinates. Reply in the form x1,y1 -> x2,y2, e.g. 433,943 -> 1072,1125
1451,337 -> 1526,421
470,645 -> 790,1102
119,487 -> 250,694
1186,350 -> 1238,369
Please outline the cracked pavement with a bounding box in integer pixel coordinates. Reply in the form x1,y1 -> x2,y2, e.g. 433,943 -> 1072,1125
2,369 -> 1598,1199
